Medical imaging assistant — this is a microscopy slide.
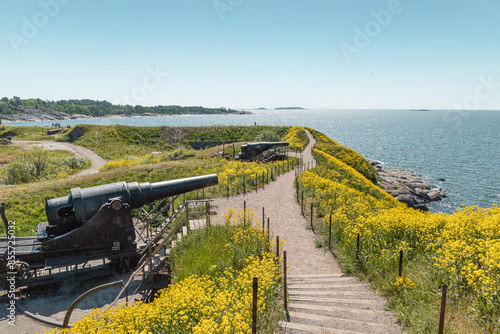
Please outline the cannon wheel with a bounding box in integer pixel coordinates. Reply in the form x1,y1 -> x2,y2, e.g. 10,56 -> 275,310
14,261 -> 30,280
111,257 -> 131,274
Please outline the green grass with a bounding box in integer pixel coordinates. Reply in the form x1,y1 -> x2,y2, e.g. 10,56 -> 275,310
0,158 -> 224,236
57,124 -> 290,160
0,125 -> 299,236
169,210 -> 284,333
0,148 -> 88,185
170,220 -> 271,283
0,125 -> 67,141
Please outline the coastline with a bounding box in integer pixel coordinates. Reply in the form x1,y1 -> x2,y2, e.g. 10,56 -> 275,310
369,159 -> 446,211
0,110 -> 251,124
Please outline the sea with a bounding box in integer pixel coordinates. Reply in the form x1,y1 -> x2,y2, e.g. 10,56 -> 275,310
4,109 -> 500,214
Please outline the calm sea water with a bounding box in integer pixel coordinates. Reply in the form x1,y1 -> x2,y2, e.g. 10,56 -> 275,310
5,109 -> 500,214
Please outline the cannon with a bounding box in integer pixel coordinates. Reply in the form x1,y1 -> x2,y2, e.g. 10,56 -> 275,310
0,174 -> 218,279
238,142 -> 289,162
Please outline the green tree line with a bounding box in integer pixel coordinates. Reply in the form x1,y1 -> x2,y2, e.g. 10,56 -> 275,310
0,96 -> 241,117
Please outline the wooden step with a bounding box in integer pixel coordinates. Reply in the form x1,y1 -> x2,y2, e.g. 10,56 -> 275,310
290,290 -> 376,298
288,284 -> 367,290
290,296 -> 378,305
290,303 -> 386,316
280,321 -> 364,334
288,274 -> 345,279
189,219 -> 206,230
288,277 -> 357,284
289,311 -> 393,333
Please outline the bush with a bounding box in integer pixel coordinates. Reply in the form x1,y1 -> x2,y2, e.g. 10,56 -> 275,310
255,129 -> 280,142
0,149 -> 88,184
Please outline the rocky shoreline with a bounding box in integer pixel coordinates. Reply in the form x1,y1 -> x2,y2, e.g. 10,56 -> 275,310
369,159 -> 446,211
0,109 -> 250,123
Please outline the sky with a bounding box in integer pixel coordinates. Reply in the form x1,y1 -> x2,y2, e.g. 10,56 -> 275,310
1,0 -> 499,110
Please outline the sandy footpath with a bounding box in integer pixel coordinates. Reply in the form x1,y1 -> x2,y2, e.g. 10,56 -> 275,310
212,131 -> 342,275
11,141 -> 107,176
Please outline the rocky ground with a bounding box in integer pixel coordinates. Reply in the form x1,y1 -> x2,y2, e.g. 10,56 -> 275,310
369,160 -> 446,211
0,108 -> 250,123
0,108 -> 91,122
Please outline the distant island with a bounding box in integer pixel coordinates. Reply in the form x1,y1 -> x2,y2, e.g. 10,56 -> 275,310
0,97 -> 250,122
275,107 -> 305,110
257,107 -> 267,110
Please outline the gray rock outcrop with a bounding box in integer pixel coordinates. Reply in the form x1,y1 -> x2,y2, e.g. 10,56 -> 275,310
369,160 -> 446,211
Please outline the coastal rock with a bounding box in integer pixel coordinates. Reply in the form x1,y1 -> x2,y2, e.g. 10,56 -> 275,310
369,159 -> 446,211
0,107 -> 92,122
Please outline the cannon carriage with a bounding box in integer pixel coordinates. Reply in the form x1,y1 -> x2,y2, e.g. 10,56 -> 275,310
237,142 -> 289,162
0,174 -> 218,286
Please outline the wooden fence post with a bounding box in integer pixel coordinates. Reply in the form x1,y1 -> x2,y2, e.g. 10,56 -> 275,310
439,284 -> 448,334
328,215 -> 332,250
356,233 -> 360,262
243,175 -> 246,195
399,250 -> 403,278
206,201 -> 211,227
255,174 -> 258,193
301,191 -> 304,216
243,201 -> 246,226
262,207 -> 265,232
267,218 -> 270,242
296,181 -> 299,203
252,277 -> 258,334
284,250 -> 289,320
310,202 -> 314,230
276,236 -> 280,258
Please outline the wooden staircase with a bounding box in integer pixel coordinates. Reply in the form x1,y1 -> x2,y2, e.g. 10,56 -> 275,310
281,274 -> 400,334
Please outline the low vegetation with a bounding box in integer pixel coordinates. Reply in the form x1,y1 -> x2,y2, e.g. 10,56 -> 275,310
46,209 -> 283,333
298,129 -> 499,333
283,126 -> 309,152
0,125 -> 67,141
0,148 -> 88,185
0,125 -> 301,236
58,124 -> 290,160
0,96 -> 241,118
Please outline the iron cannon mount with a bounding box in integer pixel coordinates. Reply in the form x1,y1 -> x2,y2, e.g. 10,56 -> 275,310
0,174 -> 218,286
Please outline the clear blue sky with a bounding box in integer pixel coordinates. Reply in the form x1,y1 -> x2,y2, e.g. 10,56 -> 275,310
1,0 -> 499,110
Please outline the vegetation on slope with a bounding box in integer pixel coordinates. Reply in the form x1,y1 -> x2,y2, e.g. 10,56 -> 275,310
57,124 -> 289,160
0,148 -> 88,184
0,125 -> 300,236
0,96 -> 241,118
306,127 -> 377,183
0,125 -> 68,141
299,130 -> 499,333
46,210 -> 282,334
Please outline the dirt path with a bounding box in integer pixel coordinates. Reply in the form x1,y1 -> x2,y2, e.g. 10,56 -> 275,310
212,131 -> 342,275
11,141 -> 106,177
212,131 -> 402,333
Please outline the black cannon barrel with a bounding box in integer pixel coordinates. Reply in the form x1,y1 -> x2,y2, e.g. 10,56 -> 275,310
241,142 -> 289,151
45,174 -> 218,226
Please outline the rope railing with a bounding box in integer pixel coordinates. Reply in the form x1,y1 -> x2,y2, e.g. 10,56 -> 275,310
296,183 -> 491,334
222,157 -> 302,199
202,206 -> 287,333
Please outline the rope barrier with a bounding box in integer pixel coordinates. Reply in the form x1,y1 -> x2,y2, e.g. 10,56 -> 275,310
299,190 -> 492,333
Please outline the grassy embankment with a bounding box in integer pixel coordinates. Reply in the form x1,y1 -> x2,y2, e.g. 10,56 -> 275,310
0,126 -> 89,183
298,128 -> 499,333
0,125 -> 305,236
46,209 -> 283,333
